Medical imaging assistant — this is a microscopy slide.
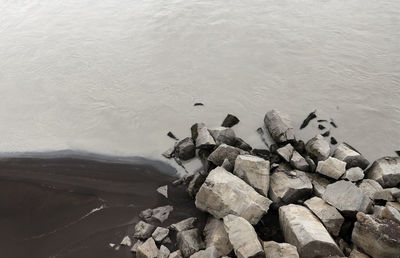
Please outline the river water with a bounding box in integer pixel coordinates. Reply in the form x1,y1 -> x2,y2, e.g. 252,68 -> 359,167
1,0 -> 399,162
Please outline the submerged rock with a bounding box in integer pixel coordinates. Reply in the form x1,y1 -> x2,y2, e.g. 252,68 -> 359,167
195,167 -> 272,225
177,229 -> 205,258
263,241 -> 299,258
367,156 -> 400,187
316,157 -> 347,180
264,109 -> 295,144
333,143 -> 369,169
175,137 -> 196,160
208,144 -> 242,166
305,134 -> 331,161
221,114 -> 240,128
203,216 -> 233,257
136,238 -> 158,258
279,204 -> 343,258
191,123 -> 216,149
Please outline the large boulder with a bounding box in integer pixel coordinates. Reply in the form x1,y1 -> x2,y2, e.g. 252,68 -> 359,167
208,127 -> 236,146
305,135 -> 331,161
316,157 -> 347,180
263,241 -> 299,258
175,137 -> 196,160
191,123 -> 216,149
195,167 -> 272,225
208,144 -> 242,166
333,143 -> 370,169
304,197 -> 344,236
203,216 -> 232,257
352,212 -> 400,258
367,156 -> 400,187
269,170 -> 313,206
177,229 -> 205,258
136,238 -> 158,258
264,109 -> 295,144
233,155 -> 270,196
223,214 -> 265,258
279,204 -> 343,258
322,181 -> 372,216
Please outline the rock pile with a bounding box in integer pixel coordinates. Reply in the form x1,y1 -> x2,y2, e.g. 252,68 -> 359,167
117,110 -> 400,258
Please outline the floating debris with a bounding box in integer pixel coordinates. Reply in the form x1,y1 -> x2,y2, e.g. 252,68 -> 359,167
300,110 -> 317,129
318,124 -> 326,130
194,103 -> 204,106
167,131 -> 179,140
330,137 -> 338,145
317,119 -> 328,122
321,131 -> 330,137
330,119 -> 338,128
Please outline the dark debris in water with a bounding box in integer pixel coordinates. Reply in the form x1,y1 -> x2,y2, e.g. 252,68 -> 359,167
395,150 -> 400,157
318,124 -> 326,130
321,131 -> 330,137
300,110 -> 317,129
330,137 -> 338,145
194,103 -> 204,106
167,131 -> 179,141
317,119 -> 328,122
330,119 -> 338,128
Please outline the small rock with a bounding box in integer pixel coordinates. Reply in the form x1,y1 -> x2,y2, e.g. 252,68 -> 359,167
306,135 -> 331,161
233,137 -> 252,151
156,185 -> 168,198
290,151 -> 309,171
203,216 -> 232,257
264,109 -> 295,144
333,143 -> 369,169
207,144 -> 242,166
157,245 -> 170,258
175,137 -> 196,161
343,167 -> 364,182
109,243 -> 115,248
223,214 -> 265,258
233,154 -> 270,196
358,179 -> 383,200
177,229 -> 205,258
279,204 -> 343,258
191,123 -> 216,149
304,197 -> 344,236
352,212 -> 400,258
152,205 -> 174,223
221,114 -> 240,128
367,156 -> 400,187
130,239 -> 143,253
189,246 -> 219,258
316,157 -> 347,180
134,221 -> 156,239
136,238 -> 158,258
169,250 -> 183,258
169,217 -> 198,232
152,227 -> 169,243
322,181 -> 372,216
373,189 -> 395,201
263,241 -> 299,258
208,127 -> 236,146
120,236 -> 132,246
195,167 -> 272,225
348,249 -> 370,258
277,143 -> 294,162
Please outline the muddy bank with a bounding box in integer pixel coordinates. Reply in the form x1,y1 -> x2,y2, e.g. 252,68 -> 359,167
0,156 -> 205,258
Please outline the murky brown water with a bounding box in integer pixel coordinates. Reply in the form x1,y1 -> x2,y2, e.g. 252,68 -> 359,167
0,0 -> 399,161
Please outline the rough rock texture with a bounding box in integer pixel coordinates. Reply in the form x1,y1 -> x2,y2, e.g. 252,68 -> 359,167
187,172 -> 207,198
233,155 -> 270,196
169,250 -> 183,258
176,137 -> 196,160
263,241 -> 299,258
333,143 -> 370,169
223,214 -> 264,258
203,216 -> 232,257
316,157 -> 347,180
151,205 -> 173,223
177,229 -> 205,258
290,151 -> 309,171
234,137 -> 252,151
264,109 -> 295,144
279,204 -> 343,258
208,127 -> 236,146
382,205 -> 400,224
131,239 -> 143,253
269,170 -> 312,206
348,249 -> 370,258
277,143 -> 294,162
152,227 -> 169,243
367,156 -> 400,187
373,189 -> 395,201
322,181 -> 372,216
352,212 -> 400,258
189,246 -> 219,258
304,197 -> 344,236
169,217 -> 198,232
343,167 -> 364,182
195,167 -> 272,225
358,179 -> 383,199
136,238 -> 158,258
120,236 -> 132,246
134,221 -> 156,239
305,135 -> 331,161
208,144 -> 242,166
191,123 -> 216,149
305,173 -> 331,197
221,114 -> 240,128
221,158 -> 234,172
157,245 -> 170,258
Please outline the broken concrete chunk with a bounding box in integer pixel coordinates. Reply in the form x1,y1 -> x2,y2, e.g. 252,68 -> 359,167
304,197 -> 344,236
279,204 -> 343,258
189,246 -> 219,258
352,212 -> 400,258
322,181 -> 372,216
208,144 -> 242,166
177,229 -> 205,258
358,179 -> 383,200
203,216 -> 233,257
223,214 -> 264,258
134,221 -> 156,239
290,150 -> 309,171
367,156 -> 400,187
264,109 -> 295,144
136,238 -> 158,258
208,127 -> 236,146
152,227 -> 169,243
156,185 -> 168,198
269,170 -> 312,206
333,143 -> 370,169
263,241 -> 299,258
306,135 -> 331,161
195,167 -> 272,225
176,137 -> 196,160
277,143 -> 294,162
221,114 -> 240,128
233,154 -> 270,196
169,217 -> 198,232
191,123 -> 216,149
343,167 -> 364,182
316,157 -> 347,180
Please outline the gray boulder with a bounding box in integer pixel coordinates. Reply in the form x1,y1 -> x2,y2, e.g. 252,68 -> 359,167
134,221 -> 156,239
279,204 -> 343,258
177,229 -> 205,258
277,143 -> 294,162
343,167 -> 364,182
136,238 -> 158,258
367,156 -> 400,187
169,217 -> 198,232
208,144 -> 242,166
263,241 -> 299,258
189,246 -> 219,258
152,227 -> 169,243
322,181 -> 372,216
290,150 -> 310,171
203,216 -> 232,257
157,245 -> 170,258
264,109 -> 295,144
352,212 -> 400,258
175,137 -> 196,160
306,135 -> 331,161
316,157 -> 347,180
358,179 -> 383,199
195,167 -> 272,225
333,143 -> 369,169
233,155 -> 270,196
208,127 -> 236,146
269,170 -> 313,206
223,214 -> 264,258
191,123 -> 216,149
304,197 -> 344,236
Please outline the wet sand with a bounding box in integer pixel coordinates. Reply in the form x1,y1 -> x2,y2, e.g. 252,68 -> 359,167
0,156 -> 205,258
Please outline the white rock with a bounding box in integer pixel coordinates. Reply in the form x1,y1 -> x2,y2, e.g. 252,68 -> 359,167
169,217 -> 198,232
156,185 -> 168,198
191,123 -> 216,148
316,157 -> 347,180
195,167 -> 272,225
189,246 -> 219,258
277,143 -> 294,162
290,150 -> 309,171
279,204 -> 343,258
137,238 -> 158,258
120,235 -> 132,246
223,214 -> 264,258
134,221 -> 156,239
233,154 -> 270,196
157,245 -> 170,258
306,135 -> 331,161
367,156 -> 400,187
333,143 -> 369,169
263,241 -> 299,258
152,227 -> 169,243
343,167 -> 364,182
203,216 -> 232,257
177,229 -> 205,258
264,109 -> 295,144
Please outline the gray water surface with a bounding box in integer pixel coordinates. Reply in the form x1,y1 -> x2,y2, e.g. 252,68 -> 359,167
1,0 -> 399,162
